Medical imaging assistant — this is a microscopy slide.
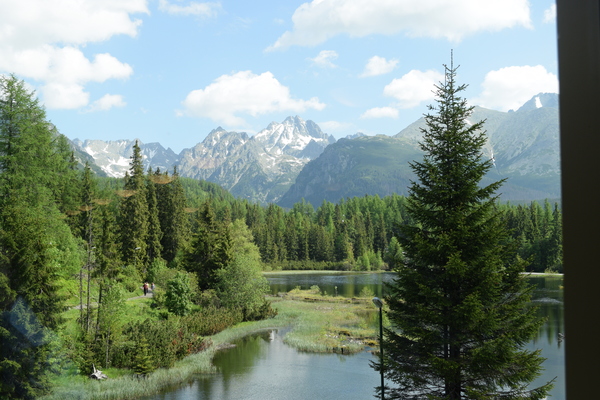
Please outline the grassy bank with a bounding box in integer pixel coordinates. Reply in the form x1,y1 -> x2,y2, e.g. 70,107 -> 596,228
42,290 -> 380,400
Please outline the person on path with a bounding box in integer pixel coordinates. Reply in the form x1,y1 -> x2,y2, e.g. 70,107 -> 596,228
143,282 -> 149,296
151,282 -> 155,292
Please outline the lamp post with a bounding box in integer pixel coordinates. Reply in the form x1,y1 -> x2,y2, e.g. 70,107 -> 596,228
372,297 -> 384,400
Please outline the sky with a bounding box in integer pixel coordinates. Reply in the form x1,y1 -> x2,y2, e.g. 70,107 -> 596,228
0,0 -> 558,154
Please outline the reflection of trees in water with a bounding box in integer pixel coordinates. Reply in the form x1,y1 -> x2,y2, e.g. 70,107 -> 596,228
213,331 -> 271,380
529,276 -> 564,346
266,272 -> 395,297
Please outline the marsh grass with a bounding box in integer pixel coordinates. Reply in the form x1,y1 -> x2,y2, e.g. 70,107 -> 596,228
43,290 -> 380,400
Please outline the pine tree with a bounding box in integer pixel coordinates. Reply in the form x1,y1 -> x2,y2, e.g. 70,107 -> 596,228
145,168 -> 162,265
0,75 -> 83,399
380,59 -> 552,399
119,141 -> 149,275
157,168 -> 189,265
133,336 -> 155,376
184,200 -> 232,291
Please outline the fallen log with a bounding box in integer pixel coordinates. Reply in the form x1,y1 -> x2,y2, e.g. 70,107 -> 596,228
90,364 -> 108,380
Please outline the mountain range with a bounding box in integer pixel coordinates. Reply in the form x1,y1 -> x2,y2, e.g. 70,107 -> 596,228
69,93 -> 560,207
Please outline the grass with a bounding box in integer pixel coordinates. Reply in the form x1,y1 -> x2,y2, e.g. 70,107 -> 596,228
42,289 -> 381,400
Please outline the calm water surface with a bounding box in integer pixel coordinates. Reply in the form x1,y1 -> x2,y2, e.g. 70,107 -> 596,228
143,273 -> 564,400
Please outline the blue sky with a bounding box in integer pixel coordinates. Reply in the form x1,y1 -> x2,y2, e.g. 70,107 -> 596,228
0,0 -> 558,153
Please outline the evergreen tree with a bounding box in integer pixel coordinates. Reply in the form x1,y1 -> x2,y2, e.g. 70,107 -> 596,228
157,168 -> 189,265
119,141 -> 149,274
133,336 -> 155,376
380,59 -> 552,399
165,272 -> 193,316
184,200 -> 232,291
145,169 -> 163,265
0,75 -> 82,399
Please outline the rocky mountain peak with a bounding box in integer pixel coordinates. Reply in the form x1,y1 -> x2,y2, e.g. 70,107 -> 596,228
71,138 -> 178,178
515,93 -> 559,112
253,115 -> 333,158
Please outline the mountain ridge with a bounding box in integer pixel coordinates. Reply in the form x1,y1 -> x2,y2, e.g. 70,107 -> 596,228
69,93 -> 560,206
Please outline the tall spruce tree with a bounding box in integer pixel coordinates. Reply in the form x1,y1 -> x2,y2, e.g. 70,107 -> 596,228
156,168 -> 189,266
379,59 -> 552,399
119,141 -> 149,274
184,200 -> 232,291
145,168 -> 163,265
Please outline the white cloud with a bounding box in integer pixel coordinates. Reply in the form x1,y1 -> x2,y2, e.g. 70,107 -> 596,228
543,4 -> 556,23
310,50 -> 338,68
267,0 -> 531,50
86,94 -> 127,112
360,56 -> 398,77
472,65 -> 559,111
158,0 -> 221,17
383,69 -> 444,109
180,71 -> 326,126
360,106 -> 399,119
318,120 -> 354,133
41,83 -> 90,109
0,0 -> 146,109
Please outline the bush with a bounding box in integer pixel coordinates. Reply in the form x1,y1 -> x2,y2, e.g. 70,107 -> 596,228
165,272 -> 193,316
145,258 -> 167,285
181,306 -> 241,336
112,316 -> 208,370
118,264 -> 142,293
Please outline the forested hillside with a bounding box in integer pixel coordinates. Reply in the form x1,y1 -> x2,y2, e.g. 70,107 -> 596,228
0,75 -> 562,399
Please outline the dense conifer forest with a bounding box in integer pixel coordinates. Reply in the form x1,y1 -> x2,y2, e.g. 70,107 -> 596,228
0,75 -> 562,399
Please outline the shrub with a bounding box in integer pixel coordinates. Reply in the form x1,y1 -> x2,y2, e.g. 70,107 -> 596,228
165,272 -> 193,316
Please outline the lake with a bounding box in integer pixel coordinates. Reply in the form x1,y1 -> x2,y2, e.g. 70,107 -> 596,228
143,273 -> 565,400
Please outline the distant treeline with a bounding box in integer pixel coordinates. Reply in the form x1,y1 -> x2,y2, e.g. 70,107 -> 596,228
179,190 -> 562,274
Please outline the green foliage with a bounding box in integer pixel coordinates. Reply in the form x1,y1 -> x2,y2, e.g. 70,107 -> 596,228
382,60 -> 552,400
359,286 -> 374,298
184,200 -> 232,291
0,298 -> 52,399
180,307 -> 242,336
95,284 -> 126,368
215,220 -> 272,321
156,170 -> 190,265
117,265 -> 142,294
0,75 -> 87,398
145,171 -> 163,263
113,314 -> 210,370
384,236 -> 404,269
146,258 -> 167,285
165,272 -> 193,316
119,141 -> 150,275
132,336 -> 155,376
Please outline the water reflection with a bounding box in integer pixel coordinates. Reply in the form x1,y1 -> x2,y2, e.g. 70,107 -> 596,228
147,329 -> 379,400
527,275 -> 565,399
266,271 -> 395,298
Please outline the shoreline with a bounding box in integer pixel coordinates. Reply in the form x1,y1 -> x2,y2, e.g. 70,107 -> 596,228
42,294 -> 377,400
